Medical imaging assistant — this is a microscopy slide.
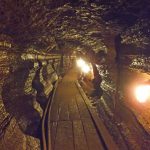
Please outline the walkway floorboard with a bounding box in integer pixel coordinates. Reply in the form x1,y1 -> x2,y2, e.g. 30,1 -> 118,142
50,69 -> 104,150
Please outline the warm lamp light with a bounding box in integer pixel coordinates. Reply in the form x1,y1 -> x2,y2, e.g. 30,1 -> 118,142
76,58 -> 85,67
135,85 -> 150,103
76,58 -> 91,74
82,64 -> 90,73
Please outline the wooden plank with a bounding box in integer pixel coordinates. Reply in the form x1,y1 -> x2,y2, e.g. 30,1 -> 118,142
75,94 -> 91,119
54,121 -> 74,150
76,81 -> 119,150
73,120 -> 88,150
50,122 -> 58,149
59,102 -> 69,121
50,83 -> 62,122
82,119 -> 105,150
50,98 -> 60,121
69,98 -> 80,120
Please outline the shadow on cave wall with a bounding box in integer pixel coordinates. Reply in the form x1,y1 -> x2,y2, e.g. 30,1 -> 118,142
1,61 -> 42,138
32,61 -> 47,110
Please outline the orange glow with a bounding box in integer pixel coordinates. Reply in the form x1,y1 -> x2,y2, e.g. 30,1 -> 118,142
134,85 -> 150,103
76,58 -> 85,67
82,64 -> 90,73
76,58 -> 91,74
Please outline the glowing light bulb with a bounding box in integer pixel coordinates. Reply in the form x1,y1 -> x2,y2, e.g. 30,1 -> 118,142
76,58 -> 85,67
76,58 -> 91,74
82,64 -> 90,73
135,85 -> 150,103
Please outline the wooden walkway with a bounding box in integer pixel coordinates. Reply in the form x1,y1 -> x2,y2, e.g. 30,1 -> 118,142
49,69 -> 116,150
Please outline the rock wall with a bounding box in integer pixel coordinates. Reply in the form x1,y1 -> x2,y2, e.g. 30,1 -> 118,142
0,49 -> 66,149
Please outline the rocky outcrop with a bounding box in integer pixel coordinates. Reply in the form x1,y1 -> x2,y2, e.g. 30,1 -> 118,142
2,60 -> 41,137
32,60 -> 59,109
0,48 -> 62,149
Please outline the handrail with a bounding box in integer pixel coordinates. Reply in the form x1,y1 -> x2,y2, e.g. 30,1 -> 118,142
41,80 -> 59,150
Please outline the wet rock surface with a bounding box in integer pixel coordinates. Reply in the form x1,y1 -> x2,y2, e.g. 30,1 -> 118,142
0,49 -> 62,149
90,62 -> 150,149
81,69 -> 150,149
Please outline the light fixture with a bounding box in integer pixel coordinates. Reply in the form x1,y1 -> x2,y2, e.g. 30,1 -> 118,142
76,58 -> 86,67
82,63 -> 90,73
76,58 -> 91,74
134,85 -> 150,103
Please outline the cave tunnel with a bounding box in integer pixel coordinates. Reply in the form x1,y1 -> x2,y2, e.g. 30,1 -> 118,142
0,0 -> 150,149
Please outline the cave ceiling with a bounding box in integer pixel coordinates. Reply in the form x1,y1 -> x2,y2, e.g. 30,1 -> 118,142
0,0 -> 150,55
